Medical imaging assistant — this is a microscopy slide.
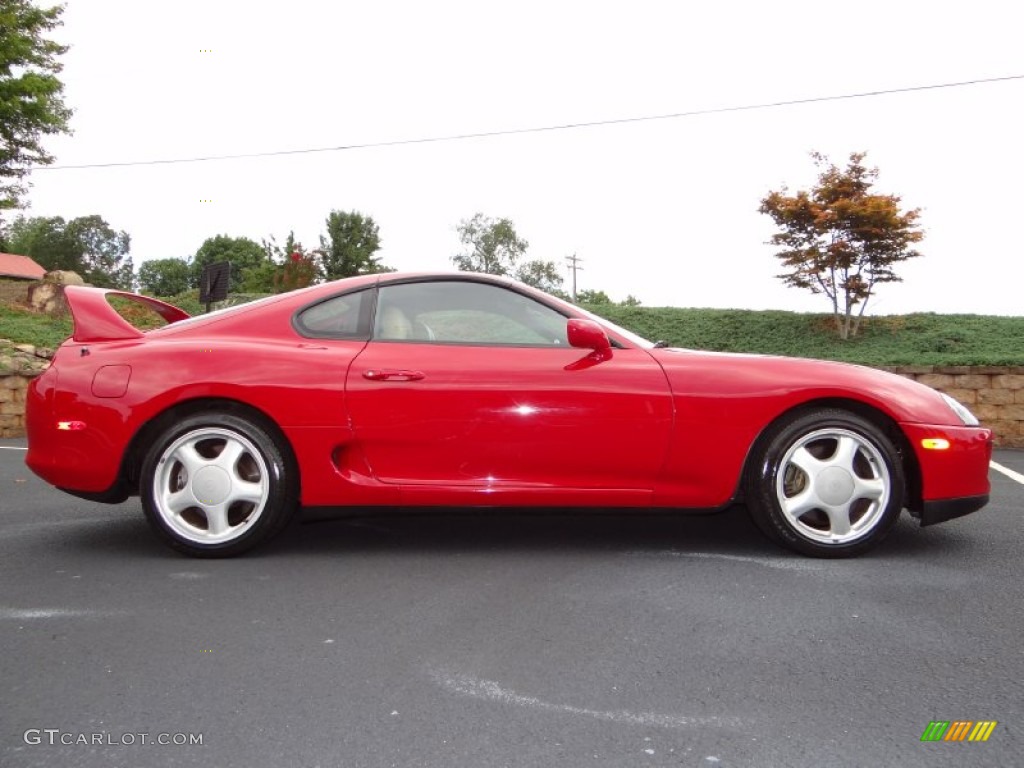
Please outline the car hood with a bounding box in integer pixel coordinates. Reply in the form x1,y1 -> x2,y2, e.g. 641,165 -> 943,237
649,347 -> 962,426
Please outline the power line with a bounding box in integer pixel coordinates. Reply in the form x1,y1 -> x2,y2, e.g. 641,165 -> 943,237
32,74 -> 1024,171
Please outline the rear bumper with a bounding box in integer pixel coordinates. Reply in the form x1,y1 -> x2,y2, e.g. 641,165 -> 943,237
25,364 -> 126,495
57,483 -> 133,504
918,494 -> 989,526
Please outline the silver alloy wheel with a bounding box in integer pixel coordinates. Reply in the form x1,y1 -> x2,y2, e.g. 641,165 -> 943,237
151,427 -> 270,545
775,427 -> 891,545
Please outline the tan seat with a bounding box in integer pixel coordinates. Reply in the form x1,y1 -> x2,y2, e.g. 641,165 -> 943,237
378,306 -> 412,339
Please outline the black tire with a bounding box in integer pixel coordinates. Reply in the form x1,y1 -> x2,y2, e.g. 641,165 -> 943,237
140,412 -> 296,557
745,408 -> 905,558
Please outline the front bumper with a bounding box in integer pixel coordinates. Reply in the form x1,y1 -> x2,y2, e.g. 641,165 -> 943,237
900,422 -> 993,526
902,422 -> 993,496
919,494 -> 990,526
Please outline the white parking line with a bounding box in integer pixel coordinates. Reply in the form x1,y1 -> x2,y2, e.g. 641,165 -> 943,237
0,607 -> 126,620
431,668 -> 745,730
990,461 -> 1024,485
648,550 -> 825,572
0,446 -> 28,451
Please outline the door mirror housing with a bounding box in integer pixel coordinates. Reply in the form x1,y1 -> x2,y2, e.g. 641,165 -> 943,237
567,318 -> 611,353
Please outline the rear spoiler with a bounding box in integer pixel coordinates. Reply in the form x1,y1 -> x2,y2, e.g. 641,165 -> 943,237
63,286 -> 191,343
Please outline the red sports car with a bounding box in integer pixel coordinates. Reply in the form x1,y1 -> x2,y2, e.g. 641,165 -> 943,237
25,272 -> 992,558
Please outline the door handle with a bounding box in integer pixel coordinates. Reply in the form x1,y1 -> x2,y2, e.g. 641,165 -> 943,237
362,369 -> 426,382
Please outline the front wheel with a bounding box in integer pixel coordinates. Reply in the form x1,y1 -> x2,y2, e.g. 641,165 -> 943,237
140,412 -> 296,557
745,409 -> 905,558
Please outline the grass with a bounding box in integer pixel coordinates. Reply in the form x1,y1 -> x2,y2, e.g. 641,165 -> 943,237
0,303 -> 73,349
1,291 -> 1022,366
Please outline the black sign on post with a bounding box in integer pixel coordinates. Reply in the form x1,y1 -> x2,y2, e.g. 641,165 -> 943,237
198,261 -> 230,313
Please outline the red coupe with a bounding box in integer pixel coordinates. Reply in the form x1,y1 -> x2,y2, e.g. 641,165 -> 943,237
25,272 -> 992,558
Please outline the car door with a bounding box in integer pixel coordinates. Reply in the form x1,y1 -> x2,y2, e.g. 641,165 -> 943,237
344,278 -> 674,506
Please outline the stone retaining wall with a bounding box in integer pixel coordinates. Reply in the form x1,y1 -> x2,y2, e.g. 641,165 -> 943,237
0,344 -> 50,437
0,280 -> 31,305
2,358 -> 1023,446
0,374 -> 31,437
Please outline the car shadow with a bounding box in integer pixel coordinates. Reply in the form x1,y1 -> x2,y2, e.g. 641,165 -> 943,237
283,506 -> 769,557
22,503 -> 979,562
261,505 -> 977,562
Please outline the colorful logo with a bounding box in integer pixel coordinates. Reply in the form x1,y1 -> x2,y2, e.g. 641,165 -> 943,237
921,721 -> 997,742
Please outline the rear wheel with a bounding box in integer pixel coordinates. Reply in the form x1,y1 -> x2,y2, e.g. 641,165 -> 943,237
746,409 -> 905,557
140,413 -> 296,557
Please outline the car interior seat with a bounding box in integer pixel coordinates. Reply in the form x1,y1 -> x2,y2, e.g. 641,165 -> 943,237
412,319 -> 436,341
378,306 -> 413,339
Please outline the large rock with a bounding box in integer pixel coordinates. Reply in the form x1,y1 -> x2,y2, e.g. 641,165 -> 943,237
27,271 -> 84,314
45,270 -> 86,286
27,281 -> 63,314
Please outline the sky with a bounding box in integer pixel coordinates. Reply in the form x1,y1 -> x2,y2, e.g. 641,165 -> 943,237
17,0 -> 1024,315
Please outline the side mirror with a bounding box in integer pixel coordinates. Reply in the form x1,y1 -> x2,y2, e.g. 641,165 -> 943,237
567,318 -> 611,353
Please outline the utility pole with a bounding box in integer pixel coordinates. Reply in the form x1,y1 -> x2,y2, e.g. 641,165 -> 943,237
565,253 -> 583,302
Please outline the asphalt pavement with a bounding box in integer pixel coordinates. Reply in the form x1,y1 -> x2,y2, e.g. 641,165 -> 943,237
1,438 -> 1021,768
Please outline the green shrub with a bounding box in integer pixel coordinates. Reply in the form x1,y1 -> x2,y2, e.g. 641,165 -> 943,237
589,305 -> 1024,366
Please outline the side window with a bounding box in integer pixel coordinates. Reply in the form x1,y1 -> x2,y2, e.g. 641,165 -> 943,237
375,281 -> 570,346
295,290 -> 372,338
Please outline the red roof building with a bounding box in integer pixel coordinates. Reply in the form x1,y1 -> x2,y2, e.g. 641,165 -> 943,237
0,252 -> 47,280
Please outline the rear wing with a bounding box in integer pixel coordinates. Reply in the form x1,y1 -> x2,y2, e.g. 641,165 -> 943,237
63,286 -> 191,343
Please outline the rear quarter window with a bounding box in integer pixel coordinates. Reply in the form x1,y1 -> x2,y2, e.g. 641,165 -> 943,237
295,290 -> 372,338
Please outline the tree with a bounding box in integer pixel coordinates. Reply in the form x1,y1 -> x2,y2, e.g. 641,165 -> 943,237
452,213 -> 528,276
5,215 -> 79,270
192,235 -> 267,292
515,258 -> 564,294
260,231 -> 298,265
6,214 -> 133,288
0,1 -> 73,221
239,259 -> 280,293
275,249 -> 319,293
576,288 -> 612,305
247,231 -> 320,293
759,152 -> 924,339
138,257 -> 191,296
69,215 -> 133,289
452,213 -> 564,294
319,210 -> 389,279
